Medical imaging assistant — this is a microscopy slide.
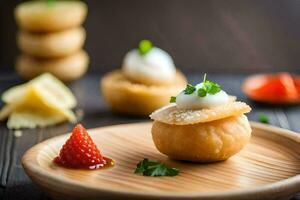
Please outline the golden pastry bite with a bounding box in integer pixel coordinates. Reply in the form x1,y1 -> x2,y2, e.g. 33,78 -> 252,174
16,50 -> 89,82
17,27 -> 86,58
15,0 -> 87,32
101,40 -> 187,116
101,70 -> 186,116
150,74 -> 252,162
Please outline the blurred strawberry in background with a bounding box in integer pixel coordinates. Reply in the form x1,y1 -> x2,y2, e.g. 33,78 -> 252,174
243,72 -> 300,105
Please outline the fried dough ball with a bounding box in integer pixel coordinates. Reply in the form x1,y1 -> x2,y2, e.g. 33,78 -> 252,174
152,114 -> 251,162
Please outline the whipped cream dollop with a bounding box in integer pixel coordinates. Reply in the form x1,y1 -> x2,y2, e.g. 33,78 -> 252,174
122,47 -> 176,83
176,83 -> 229,109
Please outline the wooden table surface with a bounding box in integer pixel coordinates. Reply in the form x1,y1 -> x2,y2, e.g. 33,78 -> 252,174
0,73 -> 299,200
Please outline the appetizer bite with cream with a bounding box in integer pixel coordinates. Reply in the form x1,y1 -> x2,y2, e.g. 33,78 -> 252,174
150,74 -> 252,162
101,40 -> 187,116
123,40 -> 177,86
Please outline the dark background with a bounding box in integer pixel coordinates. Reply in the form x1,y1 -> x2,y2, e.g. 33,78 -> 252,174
1,0 -> 300,75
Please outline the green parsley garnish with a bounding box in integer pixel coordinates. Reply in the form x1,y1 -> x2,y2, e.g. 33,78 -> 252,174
197,88 -> 207,97
203,80 -> 221,94
138,39 -> 153,55
170,96 -> 176,103
184,84 -> 196,94
197,74 -> 221,97
258,114 -> 269,124
134,158 -> 179,177
181,74 -> 221,97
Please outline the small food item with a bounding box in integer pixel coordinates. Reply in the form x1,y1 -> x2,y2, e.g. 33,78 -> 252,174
15,0 -> 87,32
17,27 -> 86,58
242,72 -> 300,104
122,40 -> 177,86
0,73 -> 77,129
101,70 -> 186,116
258,113 -> 269,124
54,124 -> 113,169
101,40 -> 187,116
7,106 -> 72,129
150,74 -> 252,162
134,158 -> 179,177
16,50 -> 89,82
2,73 -> 76,108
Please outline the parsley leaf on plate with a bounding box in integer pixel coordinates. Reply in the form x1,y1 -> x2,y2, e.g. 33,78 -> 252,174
134,158 -> 179,177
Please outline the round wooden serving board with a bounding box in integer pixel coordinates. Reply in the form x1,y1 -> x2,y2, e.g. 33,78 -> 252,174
22,122 -> 300,200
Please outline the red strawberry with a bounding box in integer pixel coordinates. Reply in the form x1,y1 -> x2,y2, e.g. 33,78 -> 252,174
54,124 -> 106,169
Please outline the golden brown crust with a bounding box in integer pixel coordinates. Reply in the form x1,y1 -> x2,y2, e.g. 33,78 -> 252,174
17,27 -> 86,58
15,1 -> 87,32
16,50 -> 89,82
150,101 -> 251,125
152,114 -> 251,162
100,70 -> 187,116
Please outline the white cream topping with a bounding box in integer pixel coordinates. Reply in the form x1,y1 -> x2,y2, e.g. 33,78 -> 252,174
122,47 -> 176,82
176,83 -> 229,109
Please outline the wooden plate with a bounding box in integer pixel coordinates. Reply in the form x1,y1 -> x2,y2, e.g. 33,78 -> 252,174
22,122 -> 300,200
